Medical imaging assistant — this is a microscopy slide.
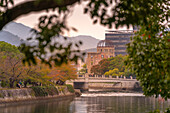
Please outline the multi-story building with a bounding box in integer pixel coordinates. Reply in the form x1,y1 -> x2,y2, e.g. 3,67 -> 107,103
86,40 -> 115,74
105,30 -> 134,56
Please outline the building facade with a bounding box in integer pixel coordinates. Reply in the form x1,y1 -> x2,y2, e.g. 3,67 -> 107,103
105,30 -> 134,56
86,40 -> 115,74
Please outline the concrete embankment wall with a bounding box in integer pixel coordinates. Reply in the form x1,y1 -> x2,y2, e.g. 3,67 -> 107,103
0,86 -> 74,106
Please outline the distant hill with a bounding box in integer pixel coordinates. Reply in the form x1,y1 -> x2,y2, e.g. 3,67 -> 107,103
1,22 -> 100,50
3,22 -> 35,40
0,31 -> 21,46
70,35 -> 100,50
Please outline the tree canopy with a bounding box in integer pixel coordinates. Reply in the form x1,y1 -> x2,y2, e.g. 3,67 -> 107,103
91,55 -> 133,77
0,41 -> 77,88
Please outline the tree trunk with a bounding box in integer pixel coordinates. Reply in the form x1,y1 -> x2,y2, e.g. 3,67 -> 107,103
9,78 -> 15,88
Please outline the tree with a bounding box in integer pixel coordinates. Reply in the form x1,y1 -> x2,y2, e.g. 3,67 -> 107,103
91,59 -> 110,75
0,41 -> 52,88
108,55 -> 126,72
0,41 -> 24,88
91,64 -> 101,75
125,24 -> 170,99
23,59 -> 52,87
78,64 -> 87,75
104,68 -> 121,76
48,62 -> 77,83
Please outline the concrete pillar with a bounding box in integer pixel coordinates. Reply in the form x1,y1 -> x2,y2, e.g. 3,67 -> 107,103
124,76 -> 126,79
117,76 -> 119,79
130,76 -> 133,79
85,73 -> 89,82
109,75 -> 112,78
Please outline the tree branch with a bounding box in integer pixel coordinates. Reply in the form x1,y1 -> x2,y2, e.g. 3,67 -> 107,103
0,0 -> 81,29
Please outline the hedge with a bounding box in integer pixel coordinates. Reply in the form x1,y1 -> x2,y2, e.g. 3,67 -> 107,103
66,84 -> 74,93
31,86 -> 58,97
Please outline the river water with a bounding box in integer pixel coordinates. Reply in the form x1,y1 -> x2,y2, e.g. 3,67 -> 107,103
0,93 -> 169,113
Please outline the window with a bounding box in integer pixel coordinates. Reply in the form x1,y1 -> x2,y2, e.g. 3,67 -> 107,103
91,55 -> 93,58
101,55 -> 104,58
104,49 -> 108,52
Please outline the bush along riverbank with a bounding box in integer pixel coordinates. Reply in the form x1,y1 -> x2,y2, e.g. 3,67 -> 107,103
0,85 -> 76,105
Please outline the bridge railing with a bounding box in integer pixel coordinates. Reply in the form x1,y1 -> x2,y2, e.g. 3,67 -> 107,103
78,74 -> 136,80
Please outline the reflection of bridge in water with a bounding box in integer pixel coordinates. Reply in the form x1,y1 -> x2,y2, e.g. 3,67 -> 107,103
72,74 -> 142,92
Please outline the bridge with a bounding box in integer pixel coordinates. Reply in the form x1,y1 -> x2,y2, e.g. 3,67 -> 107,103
70,74 -> 142,92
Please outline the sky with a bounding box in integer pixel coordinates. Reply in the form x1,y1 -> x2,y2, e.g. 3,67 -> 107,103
15,1 -> 130,40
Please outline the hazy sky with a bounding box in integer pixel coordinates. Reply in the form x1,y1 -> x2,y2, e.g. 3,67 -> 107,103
15,1 -> 130,40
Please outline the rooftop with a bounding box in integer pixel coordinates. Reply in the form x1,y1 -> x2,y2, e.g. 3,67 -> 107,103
97,40 -> 114,47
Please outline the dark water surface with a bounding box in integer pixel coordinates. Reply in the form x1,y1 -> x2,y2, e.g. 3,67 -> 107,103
0,93 -> 169,113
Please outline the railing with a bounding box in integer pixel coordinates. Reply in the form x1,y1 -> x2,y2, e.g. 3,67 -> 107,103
78,75 -> 136,80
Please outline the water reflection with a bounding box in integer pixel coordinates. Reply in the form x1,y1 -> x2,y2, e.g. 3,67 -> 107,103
73,96 -> 169,113
0,93 -> 169,113
0,99 -> 73,113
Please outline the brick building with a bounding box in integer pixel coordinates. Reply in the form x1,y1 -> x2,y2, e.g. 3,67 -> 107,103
86,40 -> 115,74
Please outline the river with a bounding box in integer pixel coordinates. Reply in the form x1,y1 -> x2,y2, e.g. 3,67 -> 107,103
0,93 -> 169,113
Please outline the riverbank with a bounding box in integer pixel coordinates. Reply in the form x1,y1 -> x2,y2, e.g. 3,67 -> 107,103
0,85 -> 76,107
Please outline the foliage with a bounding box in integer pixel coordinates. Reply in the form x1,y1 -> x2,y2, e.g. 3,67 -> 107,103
0,41 -> 77,88
31,86 -> 58,97
91,59 -> 110,75
125,21 -> 170,99
0,41 -> 25,88
66,84 -> 74,93
78,64 -> 86,75
149,108 -> 170,113
48,62 -> 77,82
23,59 -> 52,87
104,68 -> 120,76
31,86 -> 48,97
91,55 -> 129,76
1,80 -> 8,88
108,55 -> 126,72
123,68 -> 135,77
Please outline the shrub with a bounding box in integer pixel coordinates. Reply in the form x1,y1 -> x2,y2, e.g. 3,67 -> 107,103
66,84 -> 74,93
31,86 -> 58,97
31,86 -> 48,97
1,80 -> 7,88
46,86 -> 58,96
0,93 -> 4,98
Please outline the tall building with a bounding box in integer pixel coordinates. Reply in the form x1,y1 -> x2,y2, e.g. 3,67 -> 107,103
86,40 -> 115,74
105,30 -> 134,56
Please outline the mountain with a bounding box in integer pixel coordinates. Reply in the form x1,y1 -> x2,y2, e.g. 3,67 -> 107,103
70,35 -> 100,50
0,31 -> 21,46
3,22 -> 35,40
2,22 -> 100,50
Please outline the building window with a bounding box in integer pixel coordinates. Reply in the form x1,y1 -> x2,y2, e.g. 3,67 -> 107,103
91,55 -> 93,58
101,49 -> 102,52
109,49 -> 113,52
101,55 -> 104,58
104,49 -> 108,52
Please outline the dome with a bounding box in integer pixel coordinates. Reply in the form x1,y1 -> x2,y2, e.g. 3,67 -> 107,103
97,40 -> 114,47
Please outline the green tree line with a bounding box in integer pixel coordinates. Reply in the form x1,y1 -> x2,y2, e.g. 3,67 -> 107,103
91,55 -> 134,77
